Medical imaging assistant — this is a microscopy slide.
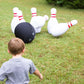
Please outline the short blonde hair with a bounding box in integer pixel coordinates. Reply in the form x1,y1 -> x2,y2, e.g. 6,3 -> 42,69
8,38 -> 25,55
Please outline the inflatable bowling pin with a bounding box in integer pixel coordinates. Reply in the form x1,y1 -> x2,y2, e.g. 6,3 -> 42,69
30,7 -> 49,33
17,10 -> 26,23
47,8 -> 58,34
31,7 -> 37,17
51,20 -> 78,37
11,7 -> 19,33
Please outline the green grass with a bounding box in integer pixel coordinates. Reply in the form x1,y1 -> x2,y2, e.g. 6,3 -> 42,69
0,0 -> 84,84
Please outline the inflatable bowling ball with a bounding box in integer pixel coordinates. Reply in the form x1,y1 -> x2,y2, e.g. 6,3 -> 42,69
15,22 -> 35,43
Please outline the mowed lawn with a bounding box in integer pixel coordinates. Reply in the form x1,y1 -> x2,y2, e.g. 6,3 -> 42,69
0,0 -> 84,84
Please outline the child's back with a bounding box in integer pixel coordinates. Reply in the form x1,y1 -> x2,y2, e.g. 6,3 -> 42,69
0,38 -> 43,84
0,57 -> 36,84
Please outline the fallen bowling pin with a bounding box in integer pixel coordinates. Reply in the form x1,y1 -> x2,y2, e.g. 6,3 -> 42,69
50,20 -> 78,37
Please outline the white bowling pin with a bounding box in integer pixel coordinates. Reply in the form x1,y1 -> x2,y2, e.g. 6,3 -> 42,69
30,7 -> 49,33
51,20 -> 78,37
31,7 -> 37,17
17,10 -> 26,23
47,8 -> 58,34
11,7 -> 19,33
34,15 -> 49,33
30,7 -> 37,32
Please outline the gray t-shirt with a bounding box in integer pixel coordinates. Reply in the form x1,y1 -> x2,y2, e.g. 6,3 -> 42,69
0,57 -> 36,84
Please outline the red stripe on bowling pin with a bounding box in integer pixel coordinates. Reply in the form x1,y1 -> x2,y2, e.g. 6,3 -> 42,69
51,14 -> 56,18
68,22 -> 72,28
70,22 -> 72,26
18,16 -> 23,21
32,13 -> 37,17
68,23 -> 70,28
14,13 -> 17,17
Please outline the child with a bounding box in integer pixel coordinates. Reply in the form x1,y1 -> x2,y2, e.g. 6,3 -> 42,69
0,38 -> 43,84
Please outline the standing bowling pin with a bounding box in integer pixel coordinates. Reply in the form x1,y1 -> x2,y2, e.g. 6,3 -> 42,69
30,7 -> 49,33
31,7 -> 37,17
47,8 -> 58,34
17,10 -> 26,23
51,20 -> 78,37
11,7 -> 19,33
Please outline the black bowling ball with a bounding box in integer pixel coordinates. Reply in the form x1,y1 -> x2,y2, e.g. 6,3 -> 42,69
15,22 -> 35,43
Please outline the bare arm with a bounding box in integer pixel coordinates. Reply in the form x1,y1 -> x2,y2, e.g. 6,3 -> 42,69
33,69 -> 43,80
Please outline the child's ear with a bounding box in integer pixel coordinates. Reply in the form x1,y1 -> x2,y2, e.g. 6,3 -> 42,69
8,49 -> 10,53
23,48 -> 25,53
